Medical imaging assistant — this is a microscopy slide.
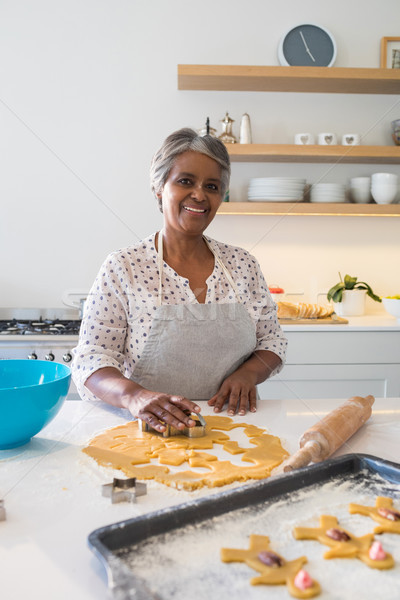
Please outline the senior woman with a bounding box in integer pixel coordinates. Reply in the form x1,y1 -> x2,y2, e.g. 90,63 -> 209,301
71,128 -> 287,434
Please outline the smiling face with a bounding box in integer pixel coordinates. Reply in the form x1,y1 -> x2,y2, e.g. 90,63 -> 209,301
159,151 -> 223,238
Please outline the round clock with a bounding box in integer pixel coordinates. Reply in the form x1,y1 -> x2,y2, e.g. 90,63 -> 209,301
278,24 -> 337,67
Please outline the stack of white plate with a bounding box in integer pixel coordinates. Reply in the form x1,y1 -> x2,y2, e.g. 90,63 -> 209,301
248,177 -> 306,202
310,183 -> 346,203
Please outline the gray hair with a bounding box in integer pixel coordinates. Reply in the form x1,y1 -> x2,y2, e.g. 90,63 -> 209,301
150,128 -> 231,211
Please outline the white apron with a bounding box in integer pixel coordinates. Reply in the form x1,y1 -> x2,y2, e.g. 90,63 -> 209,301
130,232 -> 257,400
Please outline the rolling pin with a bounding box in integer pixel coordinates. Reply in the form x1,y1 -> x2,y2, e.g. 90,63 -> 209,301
282,395 -> 375,472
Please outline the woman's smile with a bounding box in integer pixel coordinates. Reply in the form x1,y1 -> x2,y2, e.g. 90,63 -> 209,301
182,204 -> 208,215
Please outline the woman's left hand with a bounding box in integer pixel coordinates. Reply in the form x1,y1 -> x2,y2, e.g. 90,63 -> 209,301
207,369 -> 258,416
207,350 -> 282,416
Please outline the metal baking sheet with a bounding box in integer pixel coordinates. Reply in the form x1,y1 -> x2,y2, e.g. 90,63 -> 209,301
88,454 -> 400,600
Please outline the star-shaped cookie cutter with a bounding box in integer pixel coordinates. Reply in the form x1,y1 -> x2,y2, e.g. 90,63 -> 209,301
138,412 -> 207,438
101,477 -> 147,504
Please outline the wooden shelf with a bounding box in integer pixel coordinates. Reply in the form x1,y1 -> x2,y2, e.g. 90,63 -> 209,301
179,64 -> 400,217
217,202 -> 400,216
226,144 -> 400,164
178,65 -> 400,94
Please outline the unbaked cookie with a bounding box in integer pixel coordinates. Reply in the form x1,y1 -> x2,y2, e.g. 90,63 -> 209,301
221,534 -> 320,598
293,515 -> 394,569
349,496 -> 400,535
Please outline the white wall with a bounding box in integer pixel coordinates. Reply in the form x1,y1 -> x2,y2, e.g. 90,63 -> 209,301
1,0 -> 399,312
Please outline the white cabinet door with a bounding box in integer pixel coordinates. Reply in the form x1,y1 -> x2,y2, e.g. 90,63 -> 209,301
258,364 -> 400,400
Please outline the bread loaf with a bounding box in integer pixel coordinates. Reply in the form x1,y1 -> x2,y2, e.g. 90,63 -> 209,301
277,301 -> 334,320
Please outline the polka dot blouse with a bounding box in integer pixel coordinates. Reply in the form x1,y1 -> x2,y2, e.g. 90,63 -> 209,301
71,233 -> 288,399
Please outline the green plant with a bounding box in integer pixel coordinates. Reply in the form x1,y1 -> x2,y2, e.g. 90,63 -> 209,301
327,273 -> 382,304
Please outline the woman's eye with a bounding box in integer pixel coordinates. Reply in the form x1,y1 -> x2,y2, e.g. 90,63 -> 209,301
178,178 -> 192,185
206,183 -> 219,191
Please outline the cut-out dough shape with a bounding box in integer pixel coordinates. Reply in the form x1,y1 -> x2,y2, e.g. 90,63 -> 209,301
83,416 -> 289,491
349,496 -> 400,535
293,515 -> 394,569
221,534 -> 320,598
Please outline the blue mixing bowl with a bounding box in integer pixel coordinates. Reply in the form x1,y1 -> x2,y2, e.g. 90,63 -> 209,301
0,360 -> 71,449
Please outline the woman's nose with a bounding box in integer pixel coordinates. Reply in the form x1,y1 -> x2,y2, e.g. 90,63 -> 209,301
191,185 -> 206,201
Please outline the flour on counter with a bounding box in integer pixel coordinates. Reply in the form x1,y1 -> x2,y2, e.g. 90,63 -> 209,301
113,471 -> 400,600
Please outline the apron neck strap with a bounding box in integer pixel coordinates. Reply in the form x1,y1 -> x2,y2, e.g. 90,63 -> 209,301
157,230 -> 241,306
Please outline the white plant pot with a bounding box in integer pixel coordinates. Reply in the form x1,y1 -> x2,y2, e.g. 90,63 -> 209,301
334,289 -> 367,316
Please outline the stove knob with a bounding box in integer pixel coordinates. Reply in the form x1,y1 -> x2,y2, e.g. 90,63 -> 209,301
45,352 -> 55,361
62,352 -> 72,363
28,353 -> 38,360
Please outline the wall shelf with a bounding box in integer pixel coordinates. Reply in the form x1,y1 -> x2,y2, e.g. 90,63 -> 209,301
226,144 -> 400,164
179,64 -> 400,218
217,202 -> 400,217
178,64 -> 400,94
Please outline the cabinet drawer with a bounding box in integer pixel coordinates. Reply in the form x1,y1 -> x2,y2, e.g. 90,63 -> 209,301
259,363 -> 400,400
285,331 -> 400,365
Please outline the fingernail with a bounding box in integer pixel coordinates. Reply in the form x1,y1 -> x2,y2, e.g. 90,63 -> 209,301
251,407 -> 257,413
214,407 -> 220,413
238,411 -> 245,416
228,410 -> 234,416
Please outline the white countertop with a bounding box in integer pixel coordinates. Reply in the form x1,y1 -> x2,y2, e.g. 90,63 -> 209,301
1,395 -> 400,600
282,314 -> 400,331
1,315 -> 399,343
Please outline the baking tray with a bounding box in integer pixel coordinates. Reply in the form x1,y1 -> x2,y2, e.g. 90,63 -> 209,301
88,454 -> 400,600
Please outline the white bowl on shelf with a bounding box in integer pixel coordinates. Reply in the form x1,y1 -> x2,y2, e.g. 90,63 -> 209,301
349,176 -> 371,203
382,298 -> 400,323
350,189 -> 371,203
371,172 -> 398,185
371,185 -> 398,204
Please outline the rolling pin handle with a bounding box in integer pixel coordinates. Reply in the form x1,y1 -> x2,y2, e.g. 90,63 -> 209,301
283,440 -> 321,472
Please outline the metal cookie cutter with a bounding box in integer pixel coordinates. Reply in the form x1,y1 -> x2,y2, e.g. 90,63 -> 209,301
102,477 -> 147,504
138,412 -> 207,438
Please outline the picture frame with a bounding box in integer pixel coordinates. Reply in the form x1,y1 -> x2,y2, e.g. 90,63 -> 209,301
380,36 -> 400,68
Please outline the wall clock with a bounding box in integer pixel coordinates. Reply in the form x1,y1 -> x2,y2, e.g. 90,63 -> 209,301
278,24 -> 337,67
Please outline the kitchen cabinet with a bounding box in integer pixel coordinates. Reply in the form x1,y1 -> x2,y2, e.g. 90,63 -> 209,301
258,319 -> 400,400
178,65 -> 400,217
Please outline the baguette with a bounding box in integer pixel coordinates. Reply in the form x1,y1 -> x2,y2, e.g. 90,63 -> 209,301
277,301 -> 334,320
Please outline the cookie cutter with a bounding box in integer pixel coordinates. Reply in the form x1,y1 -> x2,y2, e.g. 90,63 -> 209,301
138,412 -> 207,438
102,477 -> 147,504
0,499 -> 5,521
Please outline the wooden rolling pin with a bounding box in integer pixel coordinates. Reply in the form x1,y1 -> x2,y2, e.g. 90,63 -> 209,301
282,395 -> 375,472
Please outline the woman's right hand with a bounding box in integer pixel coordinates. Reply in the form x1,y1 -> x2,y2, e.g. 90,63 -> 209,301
126,389 -> 201,433
85,367 -> 201,432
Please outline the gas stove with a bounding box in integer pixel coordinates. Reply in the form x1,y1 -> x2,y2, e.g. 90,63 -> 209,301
0,308 -> 81,392
0,318 -> 81,336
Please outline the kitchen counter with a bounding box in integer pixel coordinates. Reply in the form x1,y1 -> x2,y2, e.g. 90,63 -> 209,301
281,314 -> 400,331
1,395 -> 400,600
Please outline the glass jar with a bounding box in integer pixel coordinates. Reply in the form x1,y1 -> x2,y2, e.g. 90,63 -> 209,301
269,286 -> 285,303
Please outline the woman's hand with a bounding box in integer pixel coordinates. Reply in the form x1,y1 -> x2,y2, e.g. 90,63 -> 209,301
84,367 -> 201,432
126,389 -> 201,433
208,350 -> 282,416
208,370 -> 257,416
